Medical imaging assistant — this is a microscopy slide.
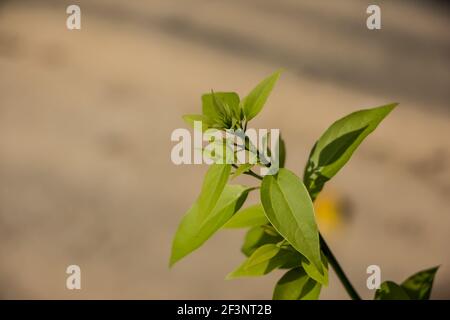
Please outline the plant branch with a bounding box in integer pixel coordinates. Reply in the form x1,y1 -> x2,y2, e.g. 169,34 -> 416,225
319,234 -> 361,300
243,170 -> 361,300
243,170 -> 263,180
232,164 -> 263,181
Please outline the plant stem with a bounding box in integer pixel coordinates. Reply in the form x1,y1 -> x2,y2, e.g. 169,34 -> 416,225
319,234 -> 361,300
243,170 -> 361,300
232,164 -> 263,181
244,170 -> 264,180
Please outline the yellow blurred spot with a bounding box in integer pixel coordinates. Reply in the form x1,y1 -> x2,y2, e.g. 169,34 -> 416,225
314,190 -> 343,234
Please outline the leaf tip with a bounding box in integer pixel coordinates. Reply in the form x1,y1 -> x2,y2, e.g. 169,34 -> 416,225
273,68 -> 284,74
168,255 -> 177,268
169,249 -> 182,268
225,273 -> 236,280
384,102 -> 399,112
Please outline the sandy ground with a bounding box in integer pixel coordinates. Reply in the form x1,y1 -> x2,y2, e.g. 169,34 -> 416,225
0,0 -> 449,299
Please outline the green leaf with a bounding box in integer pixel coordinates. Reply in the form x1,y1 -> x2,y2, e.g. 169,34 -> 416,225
278,249 -> 303,269
276,247 -> 328,284
230,163 -> 253,180
301,251 -> 329,286
224,204 -> 268,229
261,168 -> 323,277
375,281 -> 410,300
374,267 -> 439,300
243,71 -> 281,121
182,114 -> 211,131
317,126 -> 367,167
241,226 -> 283,257
303,103 -> 397,200
273,268 -> 321,300
170,164 -> 249,266
171,183 -> 249,266
227,244 -> 294,279
202,92 -> 240,128
401,266 -> 439,300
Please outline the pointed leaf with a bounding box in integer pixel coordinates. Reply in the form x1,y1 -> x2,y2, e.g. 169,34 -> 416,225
227,244 -> 295,279
171,183 -> 249,266
261,168 -> 323,277
182,114 -> 211,131
241,226 -> 283,257
277,247 -> 328,285
224,204 -> 268,229
401,266 -> 439,300
303,103 -> 397,200
273,268 -> 321,300
243,71 -> 281,121
375,281 -> 410,300
170,164 -> 243,266
301,251 -> 329,286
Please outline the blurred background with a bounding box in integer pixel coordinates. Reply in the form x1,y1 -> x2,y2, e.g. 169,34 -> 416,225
0,0 -> 449,299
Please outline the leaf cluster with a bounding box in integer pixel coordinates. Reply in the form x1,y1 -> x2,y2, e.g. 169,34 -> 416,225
170,71 -> 438,300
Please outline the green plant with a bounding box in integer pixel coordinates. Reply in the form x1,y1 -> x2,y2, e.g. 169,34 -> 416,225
169,71 -> 439,300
